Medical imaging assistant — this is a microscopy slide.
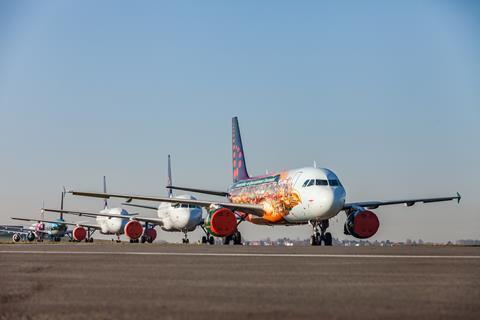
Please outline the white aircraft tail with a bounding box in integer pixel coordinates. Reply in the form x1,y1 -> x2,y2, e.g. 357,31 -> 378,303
103,176 -> 108,209
167,155 -> 173,198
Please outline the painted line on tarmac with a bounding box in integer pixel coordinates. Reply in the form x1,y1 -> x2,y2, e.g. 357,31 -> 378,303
0,250 -> 480,259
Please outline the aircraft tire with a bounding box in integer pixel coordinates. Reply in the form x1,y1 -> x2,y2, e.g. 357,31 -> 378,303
201,236 -> 207,244
324,232 -> 333,246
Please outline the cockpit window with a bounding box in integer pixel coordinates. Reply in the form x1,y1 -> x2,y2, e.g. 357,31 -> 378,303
302,180 -> 310,187
307,179 -> 315,186
315,179 -> 328,186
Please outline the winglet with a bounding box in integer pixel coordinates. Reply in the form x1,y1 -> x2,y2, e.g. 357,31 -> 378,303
456,192 -> 461,204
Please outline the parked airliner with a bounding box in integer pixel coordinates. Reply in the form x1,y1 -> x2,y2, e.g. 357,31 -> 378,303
43,177 -> 144,242
69,117 -> 461,246
10,192 -> 69,242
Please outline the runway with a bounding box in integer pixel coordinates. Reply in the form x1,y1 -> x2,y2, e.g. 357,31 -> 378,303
1,244 -> 479,320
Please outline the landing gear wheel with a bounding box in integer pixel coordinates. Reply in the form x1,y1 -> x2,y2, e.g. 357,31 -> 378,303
233,231 -> 242,245
310,235 -> 317,246
201,236 -> 207,244
223,235 -> 232,245
147,238 -> 153,243
141,236 -> 146,243
208,236 -> 214,245
324,232 -> 333,246
182,238 -> 189,244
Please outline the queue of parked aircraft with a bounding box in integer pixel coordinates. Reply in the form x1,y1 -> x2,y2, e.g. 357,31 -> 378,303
1,117 -> 461,246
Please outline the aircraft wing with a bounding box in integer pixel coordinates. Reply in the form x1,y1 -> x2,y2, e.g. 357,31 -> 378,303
166,186 -> 229,197
0,226 -> 31,235
11,217 -> 101,230
69,190 -> 265,217
344,193 -> 461,210
122,203 -> 159,211
44,208 -> 164,226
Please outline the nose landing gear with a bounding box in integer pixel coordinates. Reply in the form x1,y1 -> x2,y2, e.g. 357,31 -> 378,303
182,231 -> 190,244
310,220 -> 333,246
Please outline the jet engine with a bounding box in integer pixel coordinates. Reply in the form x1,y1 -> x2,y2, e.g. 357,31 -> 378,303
72,226 -> 87,241
344,210 -> 380,239
124,220 -> 143,240
143,228 -> 157,243
204,207 -> 237,237
12,233 -> 21,242
26,232 -> 35,242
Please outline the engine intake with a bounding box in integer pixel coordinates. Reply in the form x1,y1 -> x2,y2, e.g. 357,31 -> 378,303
73,226 -> 87,241
124,220 -> 143,240
205,207 -> 237,237
344,210 -> 379,239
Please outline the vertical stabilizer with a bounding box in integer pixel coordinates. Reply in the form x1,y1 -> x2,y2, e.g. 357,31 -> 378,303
232,117 -> 249,182
167,155 -> 173,198
60,191 -> 64,219
103,176 -> 108,209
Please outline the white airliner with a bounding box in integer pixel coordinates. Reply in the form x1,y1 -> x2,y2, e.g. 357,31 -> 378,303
43,177 -> 145,242
47,156 -> 207,244
68,117 -> 461,246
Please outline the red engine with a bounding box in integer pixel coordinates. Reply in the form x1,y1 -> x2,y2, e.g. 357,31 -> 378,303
205,207 -> 237,237
72,226 -> 87,241
344,210 -> 380,239
124,220 -> 143,240
144,228 -> 157,243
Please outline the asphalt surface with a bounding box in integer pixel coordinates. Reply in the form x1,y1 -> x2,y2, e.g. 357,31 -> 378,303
0,244 -> 479,320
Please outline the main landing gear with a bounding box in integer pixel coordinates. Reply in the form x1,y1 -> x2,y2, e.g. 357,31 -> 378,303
310,220 -> 333,246
223,231 -> 242,245
182,230 -> 190,244
200,226 -> 215,245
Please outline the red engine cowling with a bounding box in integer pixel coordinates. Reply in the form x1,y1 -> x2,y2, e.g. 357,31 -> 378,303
72,226 -> 87,241
124,220 -> 143,240
144,228 -> 157,242
344,210 -> 380,239
205,207 -> 237,237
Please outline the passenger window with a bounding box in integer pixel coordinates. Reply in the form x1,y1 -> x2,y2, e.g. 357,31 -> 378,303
181,204 -> 188,208
328,179 -> 339,186
316,179 -> 328,186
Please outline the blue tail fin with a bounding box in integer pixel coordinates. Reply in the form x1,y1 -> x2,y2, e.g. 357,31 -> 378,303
232,117 -> 249,182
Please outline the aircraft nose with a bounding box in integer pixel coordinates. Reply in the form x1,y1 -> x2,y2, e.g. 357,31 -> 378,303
319,187 -> 345,214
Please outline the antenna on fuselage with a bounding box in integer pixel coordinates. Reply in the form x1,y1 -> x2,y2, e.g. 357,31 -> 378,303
167,155 -> 173,198
103,176 -> 108,209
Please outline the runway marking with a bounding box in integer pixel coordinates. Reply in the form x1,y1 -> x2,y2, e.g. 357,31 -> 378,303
1,250 -> 480,259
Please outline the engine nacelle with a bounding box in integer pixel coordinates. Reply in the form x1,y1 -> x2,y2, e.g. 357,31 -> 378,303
124,220 -> 143,240
344,210 -> 380,239
72,226 -> 87,241
204,207 -> 237,237
26,232 -> 36,242
144,228 -> 157,242
12,233 -> 21,242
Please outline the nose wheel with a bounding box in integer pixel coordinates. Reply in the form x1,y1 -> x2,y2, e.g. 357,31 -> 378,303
310,220 -> 333,246
182,231 -> 189,244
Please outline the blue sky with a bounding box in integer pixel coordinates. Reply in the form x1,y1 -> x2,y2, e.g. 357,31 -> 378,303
0,0 -> 478,242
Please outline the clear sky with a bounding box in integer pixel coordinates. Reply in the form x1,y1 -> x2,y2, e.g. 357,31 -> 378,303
0,0 -> 478,243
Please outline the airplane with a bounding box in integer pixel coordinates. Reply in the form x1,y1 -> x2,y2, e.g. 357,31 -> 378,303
9,192 -> 70,242
67,117 -> 461,246
54,156 -> 209,244
41,177 -> 145,243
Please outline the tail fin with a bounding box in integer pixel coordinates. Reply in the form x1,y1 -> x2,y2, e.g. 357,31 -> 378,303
167,155 -> 173,198
103,176 -> 108,209
60,190 -> 65,219
232,117 -> 249,182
